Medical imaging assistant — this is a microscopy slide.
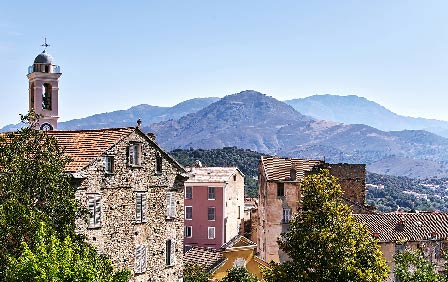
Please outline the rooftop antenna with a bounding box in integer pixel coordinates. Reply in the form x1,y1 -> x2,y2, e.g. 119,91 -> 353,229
41,37 -> 50,52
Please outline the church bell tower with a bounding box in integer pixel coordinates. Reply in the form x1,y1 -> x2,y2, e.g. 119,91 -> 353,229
27,39 -> 61,131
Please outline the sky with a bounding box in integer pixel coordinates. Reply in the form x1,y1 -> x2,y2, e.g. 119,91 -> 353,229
1,0 -> 448,127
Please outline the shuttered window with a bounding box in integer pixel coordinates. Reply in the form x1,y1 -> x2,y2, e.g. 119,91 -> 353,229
166,239 -> 176,266
185,186 -> 192,199
129,143 -> 142,166
134,245 -> 147,274
135,192 -> 147,223
282,208 -> 291,223
208,187 -> 215,200
185,226 -> 192,238
104,156 -> 114,174
208,207 -> 215,221
87,194 -> 101,228
208,227 -> 215,239
167,191 -> 176,219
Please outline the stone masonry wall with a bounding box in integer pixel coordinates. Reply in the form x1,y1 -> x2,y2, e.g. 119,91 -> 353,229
224,171 -> 245,244
75,131 -> 185,282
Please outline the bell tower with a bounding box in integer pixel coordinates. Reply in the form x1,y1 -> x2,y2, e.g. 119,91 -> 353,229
27,39 -> 61,131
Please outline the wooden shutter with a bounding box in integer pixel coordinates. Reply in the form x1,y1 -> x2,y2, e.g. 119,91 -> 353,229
167,192 -> 176,218
170,239 -> 176,265
94,195 -> 101,227
208,227 -> 215,239
129,144 -> 135,165
87,195 -> 95,227
135,245 -> 147,273
136,193 -> 142,223
141,193 -> 147,222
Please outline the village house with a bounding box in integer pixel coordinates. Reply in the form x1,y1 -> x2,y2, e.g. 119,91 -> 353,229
354,212 -> 448,281
184,164 -> 245,251
257,156 -> 371,262
184,235 -> 268,281
25,48 -> 188,281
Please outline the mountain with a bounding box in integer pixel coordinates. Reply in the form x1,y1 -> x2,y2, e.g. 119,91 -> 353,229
284,94 -> 448,137
145,90 -> 448,178
0,97 -> 220,131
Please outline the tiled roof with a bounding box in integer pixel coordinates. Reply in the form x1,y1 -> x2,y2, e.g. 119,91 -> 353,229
260,156 -> 325,181
185,167 -> 242,183
184,247 -> 227,273
48,127 -> 135,172
354,213 -> 448,242
221,235 -> 256,249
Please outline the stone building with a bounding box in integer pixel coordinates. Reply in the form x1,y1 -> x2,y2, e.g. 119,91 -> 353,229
184,165 -> 244,251
49,127 -> 187,282
257,156 -> 370,262
354,212 -> 448,281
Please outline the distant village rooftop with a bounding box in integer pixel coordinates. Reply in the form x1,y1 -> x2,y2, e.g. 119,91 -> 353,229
354,212 -> 448,242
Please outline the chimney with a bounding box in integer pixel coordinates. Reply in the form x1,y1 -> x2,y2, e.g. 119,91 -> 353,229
137,118 -> 142,127
147,132 -> 156,142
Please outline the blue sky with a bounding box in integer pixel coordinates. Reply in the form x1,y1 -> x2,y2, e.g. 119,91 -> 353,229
1,0 -> 448,127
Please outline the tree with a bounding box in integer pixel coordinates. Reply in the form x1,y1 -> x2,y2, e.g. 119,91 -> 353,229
221,266 -> 257,282
394,249 -> 442,282
0,112 -> 129,280
263,169 -> 389,282
5,222 -> 131,282
183,263 -> 210,282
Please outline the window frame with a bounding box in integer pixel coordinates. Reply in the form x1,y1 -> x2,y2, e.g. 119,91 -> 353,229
185,186 -> 193,199
185,206 -> 193,220
134,245 -> 147,274
128,142 -> 142,167
208,227 -> 216,239
184,226 -> 192,238
277,183 -> 285,197
282,208 -> 291,224
155,153 -> 162,174
208,207 -> 215,221
166,239 -> 176,266
166,191 -> 176,219
208,186 -> 216,200
104,156 -> 114,174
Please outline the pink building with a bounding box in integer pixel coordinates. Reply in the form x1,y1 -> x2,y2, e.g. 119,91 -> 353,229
184,166 -> 245,251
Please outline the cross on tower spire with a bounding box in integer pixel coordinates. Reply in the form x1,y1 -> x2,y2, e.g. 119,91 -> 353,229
41,37 -> 50,51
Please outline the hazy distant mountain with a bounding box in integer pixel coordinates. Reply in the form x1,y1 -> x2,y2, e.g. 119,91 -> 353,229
145,90 -> 448,178
0,97 -> 220,131
285,94 -> 448,137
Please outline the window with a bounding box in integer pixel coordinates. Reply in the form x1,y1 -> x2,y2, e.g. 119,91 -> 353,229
184,226 -> 192,238
208,227 -> 215,239
208,207 -> 215,221
42,83 -> 52,110
233,175 -> 237,181
104,156 -> 114,174
208,187 -> 215,200
128,143 -> 142,166
87,194 -> 101,228
238,206 -> 241,219
166,239 -> 176,266
155,153 -> 162,174
185,206 -> 193,220
282,208 -> 291,224
184,245 -> 192,253
185,186 -> 192,199
167,192 -> 176,218
277,183 -> 284,197
135,245 -> 147,274
135,192 -> 147,223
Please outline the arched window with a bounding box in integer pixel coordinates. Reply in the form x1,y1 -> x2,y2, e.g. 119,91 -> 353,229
42,83 -> 52,110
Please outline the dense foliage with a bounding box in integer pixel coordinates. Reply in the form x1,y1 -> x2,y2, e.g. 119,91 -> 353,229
393,249 -> 442,282
221,266 -> 257,282
263,170 -> 389,282
0,112 -> 130,280
170,147 -> 264,197
6,223 -> 130,282
183,263 -> 210,282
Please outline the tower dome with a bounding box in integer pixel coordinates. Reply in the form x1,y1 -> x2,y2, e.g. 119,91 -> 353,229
34,50 -> 54,64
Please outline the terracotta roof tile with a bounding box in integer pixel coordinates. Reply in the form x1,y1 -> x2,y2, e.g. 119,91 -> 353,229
48,127 -> 135,172
184,247 -> 227,272
260,156 -> 325,181
354,213 -> 448,242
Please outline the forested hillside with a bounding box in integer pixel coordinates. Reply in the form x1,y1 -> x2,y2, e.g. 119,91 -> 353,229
170,147 -> 448,212
170,147 -> 264,197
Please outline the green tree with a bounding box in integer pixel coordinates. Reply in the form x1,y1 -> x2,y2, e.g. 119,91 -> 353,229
263,169 -> 389,282
394,249 -> 442,282
0,112 -> 130,280
221,266 -> 257,282
5,222 -> 131,282
183,263 -> 210,282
